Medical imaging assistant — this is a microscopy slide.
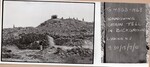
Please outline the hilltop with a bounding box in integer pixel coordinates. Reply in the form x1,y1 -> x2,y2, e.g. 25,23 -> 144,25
37,18 -> 93,36
3,16 -> 93,41
2,16 -> 94,47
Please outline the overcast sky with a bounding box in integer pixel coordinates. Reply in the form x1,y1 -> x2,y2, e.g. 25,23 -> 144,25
3,1 -> 94,28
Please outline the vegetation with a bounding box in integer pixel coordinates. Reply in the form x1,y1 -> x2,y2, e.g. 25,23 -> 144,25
2,17 -> 94,64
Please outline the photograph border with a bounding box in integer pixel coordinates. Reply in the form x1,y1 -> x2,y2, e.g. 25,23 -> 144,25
1,0 -> 95,64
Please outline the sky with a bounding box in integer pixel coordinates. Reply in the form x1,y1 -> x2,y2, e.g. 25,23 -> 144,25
3,1 -> 95,28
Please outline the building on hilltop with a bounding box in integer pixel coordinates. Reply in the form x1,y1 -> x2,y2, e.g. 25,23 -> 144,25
51,15 -> 58,19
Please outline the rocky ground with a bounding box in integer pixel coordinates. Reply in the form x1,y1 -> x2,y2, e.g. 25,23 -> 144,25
2,45 -> 93,64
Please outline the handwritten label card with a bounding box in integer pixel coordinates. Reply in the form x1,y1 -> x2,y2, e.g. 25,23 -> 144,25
105,3 -> 147,63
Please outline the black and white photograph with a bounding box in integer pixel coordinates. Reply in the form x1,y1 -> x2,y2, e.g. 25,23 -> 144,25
1,0 -> 95,64
101,3 -> 149,63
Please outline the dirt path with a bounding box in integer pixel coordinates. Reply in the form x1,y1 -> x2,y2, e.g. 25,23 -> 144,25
47,35 -> 93,50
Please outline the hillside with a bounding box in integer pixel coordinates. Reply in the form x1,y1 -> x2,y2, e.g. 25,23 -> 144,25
2,17 -> 94,63
2,17 -> 94,48
37,18 -> 93,36
3,18 -> 93,41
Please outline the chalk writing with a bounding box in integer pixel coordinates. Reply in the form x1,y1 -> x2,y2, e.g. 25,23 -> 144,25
126,22 -> 143,26
106,7 -> 143,13
115,28 -> 145,32
107,17 -> 135,21
107,28 -> 145,33
108,43 -> 139,52
108,23 -> 123,27
107,22 -> 143,27
105,3 -> 146,63
107,37 -> 132,41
